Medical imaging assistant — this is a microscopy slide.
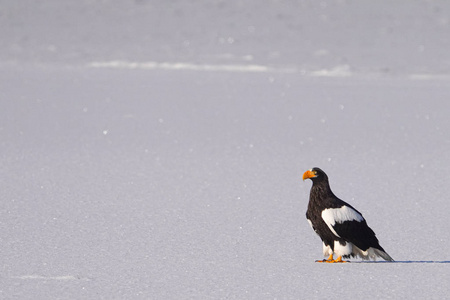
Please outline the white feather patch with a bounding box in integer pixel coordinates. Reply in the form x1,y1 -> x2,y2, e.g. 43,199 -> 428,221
323,243 -> 333,256
321,206 -> 364,238
334,240 -> 353,257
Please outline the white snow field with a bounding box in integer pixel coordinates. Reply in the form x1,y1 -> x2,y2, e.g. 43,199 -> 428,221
1,1 -> 450,299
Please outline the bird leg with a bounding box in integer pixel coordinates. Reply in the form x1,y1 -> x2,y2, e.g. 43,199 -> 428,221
331,256 -> 348,263
316,255 -> 349,263
316,254 -> 334,263
328,256 -> 349,263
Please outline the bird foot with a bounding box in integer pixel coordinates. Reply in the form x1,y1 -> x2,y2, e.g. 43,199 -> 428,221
315,256 -> 349,263
315,259 -> 332,263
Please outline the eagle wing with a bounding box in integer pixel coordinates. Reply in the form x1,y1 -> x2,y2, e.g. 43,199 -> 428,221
321,205 -> 378,250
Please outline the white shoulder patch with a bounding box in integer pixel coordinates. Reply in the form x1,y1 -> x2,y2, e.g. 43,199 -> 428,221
321,206 -> 364,237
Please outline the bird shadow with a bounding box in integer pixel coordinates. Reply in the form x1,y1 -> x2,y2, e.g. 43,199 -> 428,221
351,260 -> 450,264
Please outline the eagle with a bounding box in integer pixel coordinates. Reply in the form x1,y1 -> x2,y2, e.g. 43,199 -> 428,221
303,167 -> 393,263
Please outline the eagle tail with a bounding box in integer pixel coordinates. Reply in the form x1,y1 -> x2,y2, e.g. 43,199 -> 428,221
372,248 -> 394,262
352,245 -> 394,261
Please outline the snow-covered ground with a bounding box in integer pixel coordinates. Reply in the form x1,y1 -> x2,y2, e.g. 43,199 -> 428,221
1,1 -> 450,299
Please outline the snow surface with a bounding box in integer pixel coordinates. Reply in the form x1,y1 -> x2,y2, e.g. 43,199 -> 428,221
1,0 -> 450,299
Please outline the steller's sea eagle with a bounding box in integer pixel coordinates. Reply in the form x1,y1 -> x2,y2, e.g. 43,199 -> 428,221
303,167 -> 394,263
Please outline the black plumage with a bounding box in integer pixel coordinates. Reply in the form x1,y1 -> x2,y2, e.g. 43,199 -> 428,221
303,167 -> 393,263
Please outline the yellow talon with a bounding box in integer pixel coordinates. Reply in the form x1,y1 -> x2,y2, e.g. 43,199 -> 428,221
329,256 -> 349,263
316,254 -> 334,263
333,256 -> 348,263
316,255 -> 349,263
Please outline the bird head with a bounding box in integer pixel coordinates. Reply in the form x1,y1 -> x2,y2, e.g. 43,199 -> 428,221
302,167 -> 328,182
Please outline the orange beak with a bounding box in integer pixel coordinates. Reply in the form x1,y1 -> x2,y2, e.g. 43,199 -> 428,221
302,169 -> 316,181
